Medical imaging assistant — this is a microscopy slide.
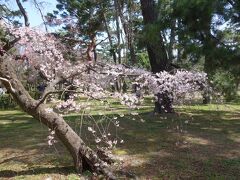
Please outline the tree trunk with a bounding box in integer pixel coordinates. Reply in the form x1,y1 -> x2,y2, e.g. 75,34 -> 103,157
128,0 -> 136,64
154,93 -> 174,113
16,0 -> 30,27
114,0 -> 122,64
168,19 -> 176,62
202,20 -> 216,104
86,35 -> 96,62
202,90 -> 210,104
116,0 -> 136,64
0,55 -> 115,179
103,13 -> 117,64
140,0 -> 173,113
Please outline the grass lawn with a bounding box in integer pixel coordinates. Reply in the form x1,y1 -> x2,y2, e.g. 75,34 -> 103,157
0,103 -> 240,179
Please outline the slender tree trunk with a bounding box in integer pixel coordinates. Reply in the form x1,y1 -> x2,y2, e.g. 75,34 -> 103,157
114,0 -> 122,64
16,0 -> 30,27
168,19 -> 176,62
103,13 -> 117,64
140,0 -> 173,113
93,48 -> 97,63
0,55 -> 115,179
202,21 -> 216,104
116,0 -> 136,64
203,53 -> 212,104
128,0 -> 136,64
86,35 -> 96,62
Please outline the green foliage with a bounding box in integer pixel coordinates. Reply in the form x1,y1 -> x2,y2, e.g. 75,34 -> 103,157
55,0 -> 108,35
177,56 -> 205,71
0,1 -> 22,26
0,94 -> 17,109
172,0 -> 240,76
142,24 -> 161,46
212,70 -> 238,102
136,52 -> 151,70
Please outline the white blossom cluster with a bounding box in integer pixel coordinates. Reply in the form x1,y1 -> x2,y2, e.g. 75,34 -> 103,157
136,70 -> 208,102
7,26 -> 208,108
47,129 -> 57,146
56,98 -> 81,113
87,125 -> 124,150
10,27 -> 66,79
114,93 -> 140,108
4,26 -> 210,149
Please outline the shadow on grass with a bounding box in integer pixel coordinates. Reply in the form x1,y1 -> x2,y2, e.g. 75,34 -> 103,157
113,108 -> 240,178
0,166 -> 75,178
127,147 -> 240,178
0,106 -> 239,178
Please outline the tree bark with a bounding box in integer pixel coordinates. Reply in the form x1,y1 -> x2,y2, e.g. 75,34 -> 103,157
16,0 -> 30,27
202,20 -> 216,104
168,19 -> 176,62
103,13 -> 117,64
154,93 -> 174,113
140,0 -> 169,73
127,0 -> 137,64
0,55 -> 115,179
116,0 -> 136,64
86,35 -> 96,62
140,0 -> 173,113
114,0 -> 122,64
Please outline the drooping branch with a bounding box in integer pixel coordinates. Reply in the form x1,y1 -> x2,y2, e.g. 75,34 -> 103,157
37,89 -> 108,107
0,77 -> 16,93
15,0 -> 30,27
37,65 -> 90,105
102,12 -> 117,63
0,55 -> 116,179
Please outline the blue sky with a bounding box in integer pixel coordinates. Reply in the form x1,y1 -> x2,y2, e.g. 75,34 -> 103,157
4,0 -> 57,28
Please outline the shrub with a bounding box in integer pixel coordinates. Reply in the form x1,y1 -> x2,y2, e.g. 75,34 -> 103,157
212,70 -> 237,102
0,94 -> 17,109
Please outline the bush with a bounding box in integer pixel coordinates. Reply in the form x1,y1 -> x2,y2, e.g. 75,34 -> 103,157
136,52 -> 151,70
0,94 -> 17,109
212,70 -> 237,102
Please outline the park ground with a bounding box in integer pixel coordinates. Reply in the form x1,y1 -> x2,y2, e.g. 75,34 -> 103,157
0,101 -> 240,179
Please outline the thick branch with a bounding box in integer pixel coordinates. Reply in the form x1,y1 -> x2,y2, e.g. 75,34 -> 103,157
37,89 -> 79,106
0,77 -> 16,93
41,77 -> 62,100
0,55 -> 115,179
15,0 -> 30,27
37,89 -> 108,107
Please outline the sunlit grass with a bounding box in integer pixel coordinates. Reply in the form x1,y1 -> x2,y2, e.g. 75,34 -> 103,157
0,103 -> 240,179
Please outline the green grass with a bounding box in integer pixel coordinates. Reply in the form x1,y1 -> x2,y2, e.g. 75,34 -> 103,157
0,103 -> 240,179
